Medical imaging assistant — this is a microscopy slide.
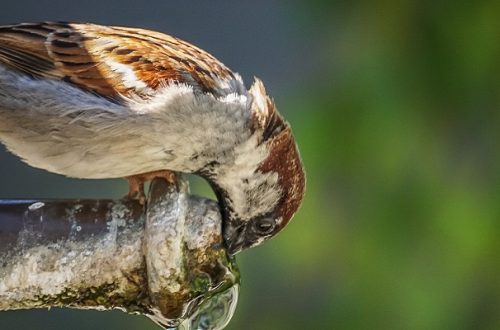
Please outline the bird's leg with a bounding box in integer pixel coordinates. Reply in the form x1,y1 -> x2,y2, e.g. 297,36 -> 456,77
126,170 -> 177,205
126,175 -> 146,205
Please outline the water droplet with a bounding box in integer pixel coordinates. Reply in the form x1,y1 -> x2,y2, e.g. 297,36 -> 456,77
28,202 -> 45,211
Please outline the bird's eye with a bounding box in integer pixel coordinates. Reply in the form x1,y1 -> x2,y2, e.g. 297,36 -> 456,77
254,217 -> 276,235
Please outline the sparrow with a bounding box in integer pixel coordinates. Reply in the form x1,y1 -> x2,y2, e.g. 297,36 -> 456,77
0,22 -> 305,254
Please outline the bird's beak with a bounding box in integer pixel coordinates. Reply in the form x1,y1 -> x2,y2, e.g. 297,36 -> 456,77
224,222 -> 246,255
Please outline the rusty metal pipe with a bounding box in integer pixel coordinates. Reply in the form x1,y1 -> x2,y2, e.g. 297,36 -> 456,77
0,178 -> 239,329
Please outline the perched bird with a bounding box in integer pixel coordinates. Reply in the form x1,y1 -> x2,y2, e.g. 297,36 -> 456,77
0,22 -> 305,254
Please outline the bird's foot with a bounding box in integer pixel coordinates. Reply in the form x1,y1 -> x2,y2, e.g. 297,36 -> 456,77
125,170 -> 177,205
126,175 -> 147,205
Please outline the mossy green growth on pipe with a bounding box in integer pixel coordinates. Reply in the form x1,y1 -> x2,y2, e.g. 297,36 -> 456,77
0,178 -> 240,329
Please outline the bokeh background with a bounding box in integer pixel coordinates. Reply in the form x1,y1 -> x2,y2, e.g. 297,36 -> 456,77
1,1 -> 500,329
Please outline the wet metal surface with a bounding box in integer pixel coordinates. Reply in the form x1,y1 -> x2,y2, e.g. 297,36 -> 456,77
0,178 -> 239,329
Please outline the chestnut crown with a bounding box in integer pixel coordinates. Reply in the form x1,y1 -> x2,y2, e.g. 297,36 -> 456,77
220,79 -> 306,254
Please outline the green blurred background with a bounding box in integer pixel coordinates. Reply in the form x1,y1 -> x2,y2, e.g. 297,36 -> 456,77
1,1 -> 500,329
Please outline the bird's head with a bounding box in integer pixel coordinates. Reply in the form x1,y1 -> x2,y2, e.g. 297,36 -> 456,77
211,78 -> 305,255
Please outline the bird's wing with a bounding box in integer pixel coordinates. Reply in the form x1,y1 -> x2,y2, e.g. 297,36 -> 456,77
0,22 -> 243,101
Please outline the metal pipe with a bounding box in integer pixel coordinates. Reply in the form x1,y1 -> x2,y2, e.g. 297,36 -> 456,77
0,178 -> 239,329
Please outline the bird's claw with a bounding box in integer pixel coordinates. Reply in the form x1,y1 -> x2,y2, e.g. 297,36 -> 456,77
126,170 -> 178,206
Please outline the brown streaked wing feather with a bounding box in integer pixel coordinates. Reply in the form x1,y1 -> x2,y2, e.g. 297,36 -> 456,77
45,27 -> 131,98
0,22 -> 239,100
71,23 -> 237,94
0,23 -> 61,79
0,22 -> 128,98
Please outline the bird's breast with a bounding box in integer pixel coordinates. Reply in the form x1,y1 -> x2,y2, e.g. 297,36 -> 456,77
0,65 -> 252,179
